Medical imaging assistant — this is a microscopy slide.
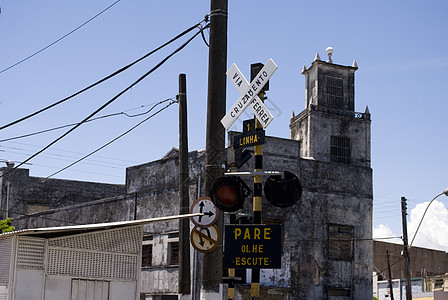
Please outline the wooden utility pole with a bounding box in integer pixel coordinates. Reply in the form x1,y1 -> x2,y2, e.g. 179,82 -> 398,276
401,197 -> 412,300
178,73 -> 191,297
202,0 -> 228,296
386,250 -> 394,300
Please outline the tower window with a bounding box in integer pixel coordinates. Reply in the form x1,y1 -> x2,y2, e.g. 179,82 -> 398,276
326,76 -> 343,109
330,136 -> 350,164
328,224 -> 353,261
310,79 -> 317,102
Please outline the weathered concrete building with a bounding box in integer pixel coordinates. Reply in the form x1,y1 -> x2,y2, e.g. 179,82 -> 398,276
0,163 -> 125,220
5,52 -> 373,299
374,241 -> 448,279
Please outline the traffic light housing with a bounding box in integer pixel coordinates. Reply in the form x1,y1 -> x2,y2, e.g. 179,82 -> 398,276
210,176 -> 250,212
264,171 -> 302,208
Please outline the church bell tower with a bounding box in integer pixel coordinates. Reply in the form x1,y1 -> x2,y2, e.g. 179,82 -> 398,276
290,48 -> 371,167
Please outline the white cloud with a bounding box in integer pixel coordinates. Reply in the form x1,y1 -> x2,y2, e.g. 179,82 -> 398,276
407,200 -> 448,252
373,224 -> 402,245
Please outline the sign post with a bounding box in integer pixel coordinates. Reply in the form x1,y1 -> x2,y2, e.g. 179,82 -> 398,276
222,60 -> 279,300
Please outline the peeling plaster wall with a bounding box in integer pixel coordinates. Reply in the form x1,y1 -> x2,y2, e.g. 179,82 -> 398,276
228,133 -> 373,299
0,167 -> 125,222
9,135 -> 372,299
13,195 -> 134,229
127,150 -> 205,235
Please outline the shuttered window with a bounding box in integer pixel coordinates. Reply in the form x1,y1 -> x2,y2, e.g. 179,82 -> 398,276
328,224 -> 353,261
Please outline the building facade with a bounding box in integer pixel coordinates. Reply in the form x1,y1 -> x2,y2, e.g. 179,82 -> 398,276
6,52 -> 373,299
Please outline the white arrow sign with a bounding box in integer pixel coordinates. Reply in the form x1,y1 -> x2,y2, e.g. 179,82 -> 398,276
221,58 -> 278,130
190,197 -> 218,227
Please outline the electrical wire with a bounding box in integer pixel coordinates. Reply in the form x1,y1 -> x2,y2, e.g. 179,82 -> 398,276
1,146 -> 127,170
1,208 -> 84,226
0,18 -> 209,131
0,99 -> 176,143
372,257 -> 404,278
0,0 -> 122,74
46,98 -> 177,179
4,140 -> 141,164
0,23 -> 208,180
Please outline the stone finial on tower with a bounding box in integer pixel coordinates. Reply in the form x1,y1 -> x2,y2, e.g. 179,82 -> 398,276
302,64 -> 307,74
314,52 -> 321,62
352,59 -> 358,69
326,47 -> 333,63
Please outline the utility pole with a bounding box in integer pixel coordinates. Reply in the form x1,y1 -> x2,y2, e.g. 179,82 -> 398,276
386,250 -> 394,300
401,197 -> 412,300
178,74 -> 191,298
202,0 -> 228,297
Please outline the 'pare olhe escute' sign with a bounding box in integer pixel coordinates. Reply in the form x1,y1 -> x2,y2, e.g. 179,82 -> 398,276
224,224 -> 282,269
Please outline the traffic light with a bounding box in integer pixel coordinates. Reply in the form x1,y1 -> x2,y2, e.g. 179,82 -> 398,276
210,176 -> 251,212
264,171 -> 302,208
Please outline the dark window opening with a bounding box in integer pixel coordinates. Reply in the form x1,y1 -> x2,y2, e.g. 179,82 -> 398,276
168,242 -> 179,266
328,287 -> 351,299
328,224 -> 354,261
330,136 -> 351,164
326,76 -> 344,109
435,279 -> 444,289
142,244 -> 152,268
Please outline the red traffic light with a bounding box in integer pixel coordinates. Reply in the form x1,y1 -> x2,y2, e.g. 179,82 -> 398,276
210,176 -> 249,212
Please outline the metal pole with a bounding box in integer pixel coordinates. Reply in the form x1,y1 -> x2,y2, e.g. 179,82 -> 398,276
386,250 -> 394,300
202,0 -> 228,295
401,197 -> 412,300
178,73 -> 191,296
410,189 -> 448,247
250,63 -> 265,300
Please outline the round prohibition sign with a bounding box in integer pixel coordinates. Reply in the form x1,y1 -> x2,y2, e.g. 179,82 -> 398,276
189,197 -> 219,228
190,224 -> 221,253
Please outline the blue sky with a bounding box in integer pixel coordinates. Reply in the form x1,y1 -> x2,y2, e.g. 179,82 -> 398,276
1,1 -> 447,250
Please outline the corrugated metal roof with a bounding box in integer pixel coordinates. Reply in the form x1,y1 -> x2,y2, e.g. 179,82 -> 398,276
0,213 -> 202,238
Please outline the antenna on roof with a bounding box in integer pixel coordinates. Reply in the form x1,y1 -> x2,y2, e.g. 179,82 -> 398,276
326,47 -> 334,63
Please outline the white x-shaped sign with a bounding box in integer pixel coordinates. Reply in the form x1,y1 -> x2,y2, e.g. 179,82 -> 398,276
221,58 -> 277,130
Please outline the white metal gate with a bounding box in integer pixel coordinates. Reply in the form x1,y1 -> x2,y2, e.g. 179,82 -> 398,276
70,279 -> 110,300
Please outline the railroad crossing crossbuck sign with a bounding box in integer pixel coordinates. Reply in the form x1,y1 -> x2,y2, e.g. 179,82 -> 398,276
221,58 -> 278,130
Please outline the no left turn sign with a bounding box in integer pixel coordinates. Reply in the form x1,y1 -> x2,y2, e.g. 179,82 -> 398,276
190,225 -> 221,253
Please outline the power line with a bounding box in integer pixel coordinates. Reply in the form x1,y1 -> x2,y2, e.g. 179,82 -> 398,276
0,23 -> 208,180
0,0 -> 122,74
0,100 -> 175,143
4,140 -> 141,165
0,18 -> 209,131
47,98 -> 177,179
2,208 -> 83,226
1,147 -> 127,170
372,257 -> 405,278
